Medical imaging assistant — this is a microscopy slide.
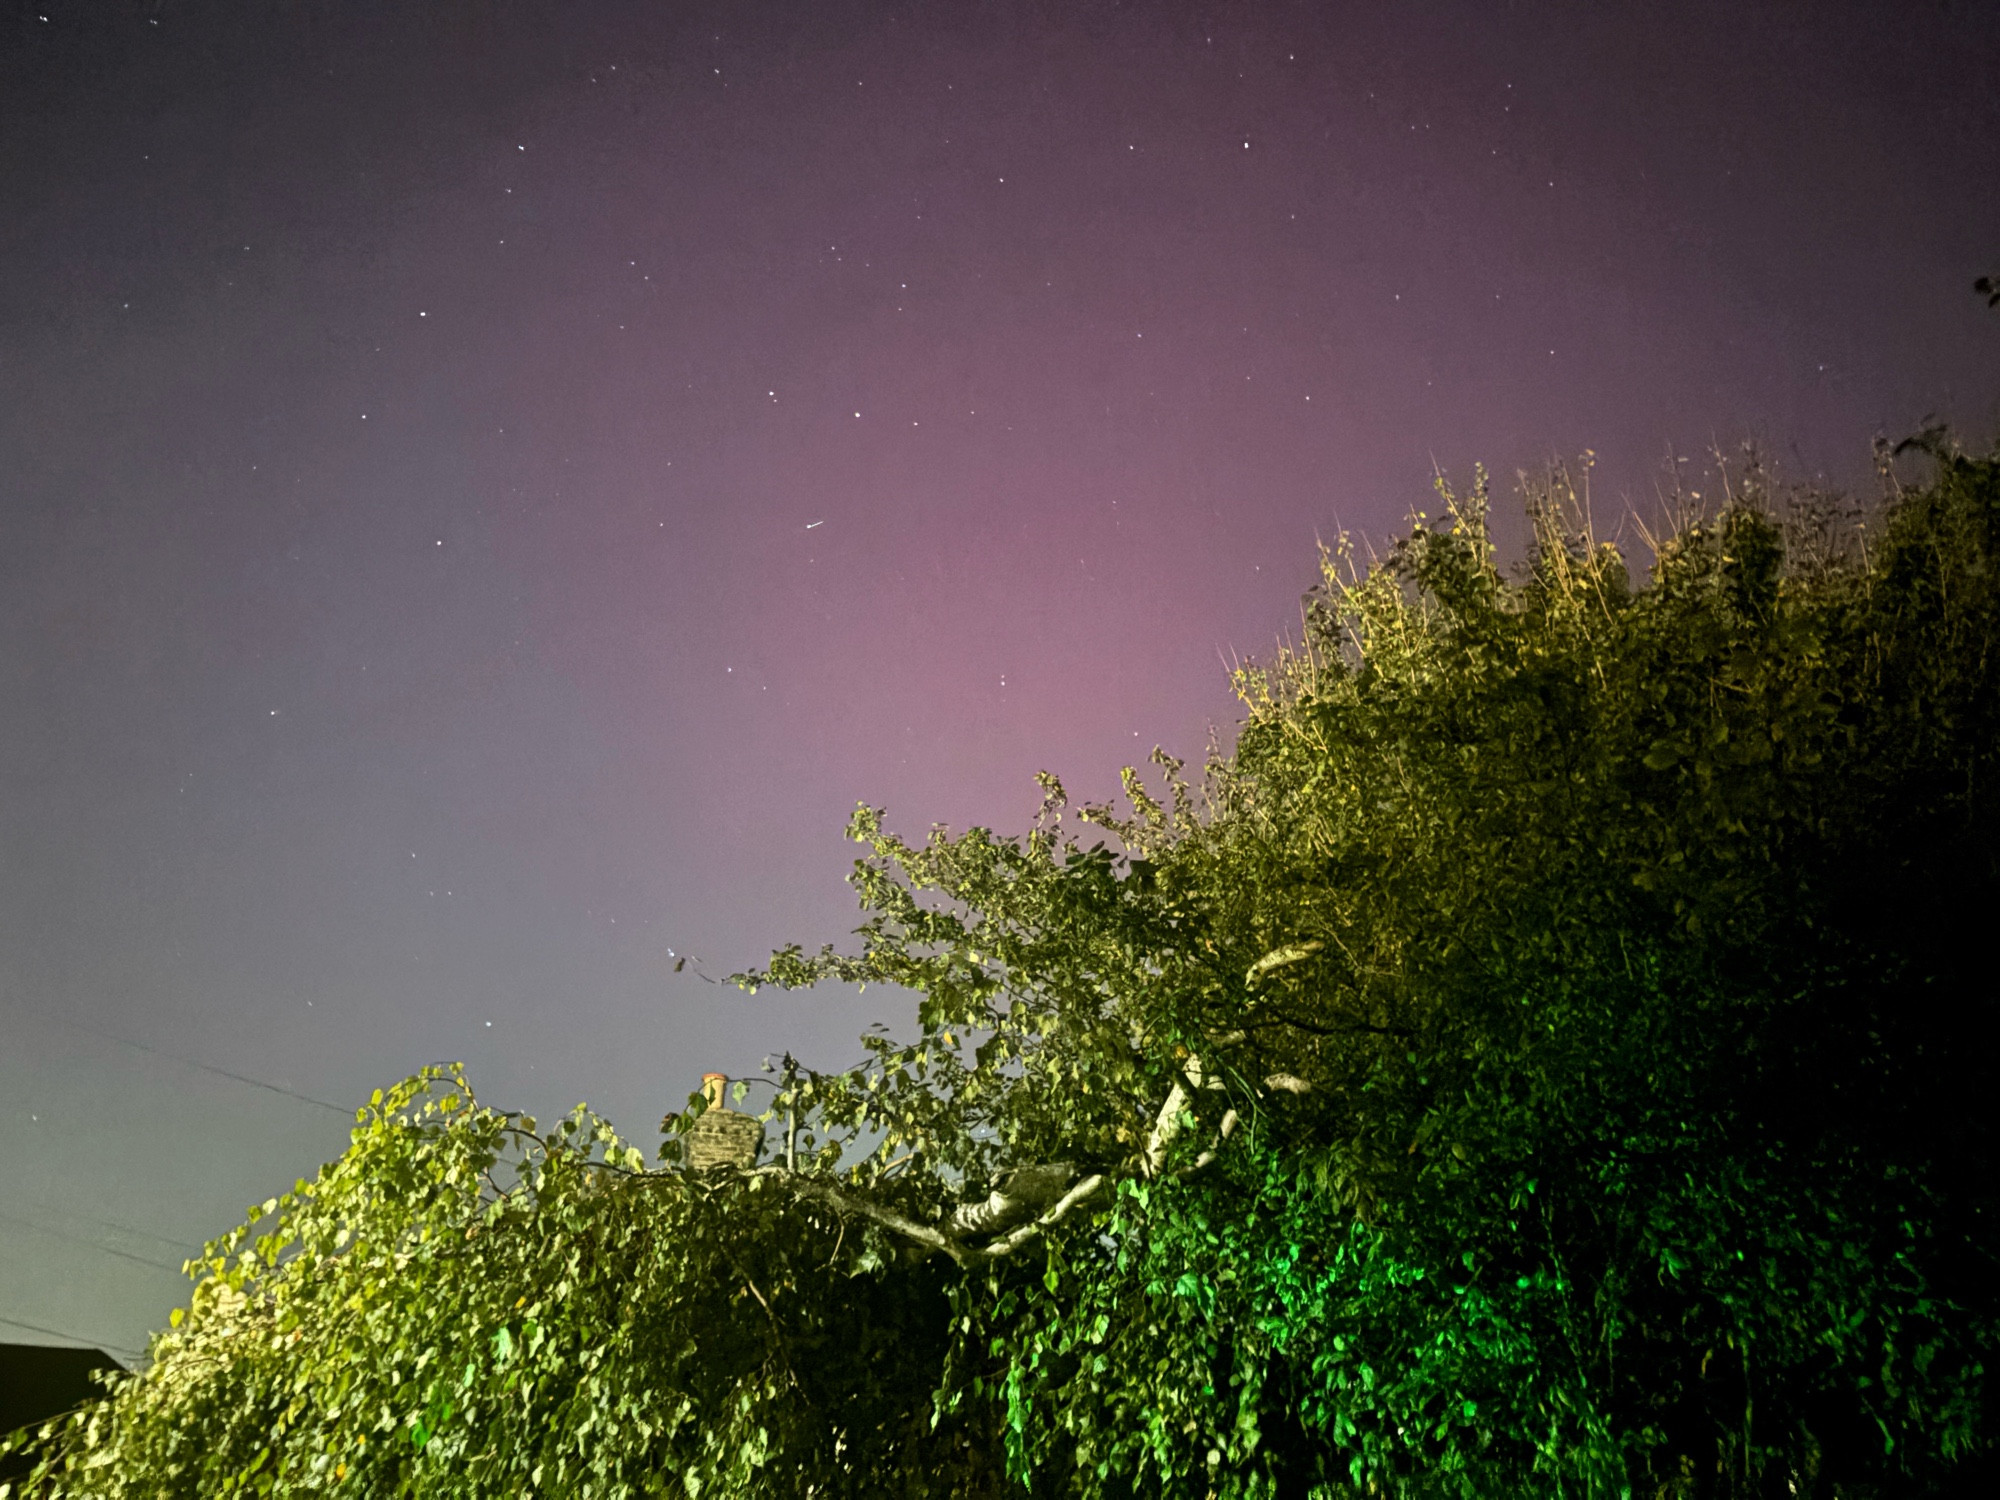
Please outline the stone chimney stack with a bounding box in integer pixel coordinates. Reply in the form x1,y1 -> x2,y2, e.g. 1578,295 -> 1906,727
685,1072 -> 764,1170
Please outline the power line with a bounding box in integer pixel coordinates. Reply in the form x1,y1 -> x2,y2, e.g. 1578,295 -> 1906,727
30,1011 -> 352,1117
3,1203 -> 200,1256
0,1210 -> 191,1275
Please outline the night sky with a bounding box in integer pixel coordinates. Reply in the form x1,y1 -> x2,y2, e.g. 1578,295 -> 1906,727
3,0 -> 1996,1362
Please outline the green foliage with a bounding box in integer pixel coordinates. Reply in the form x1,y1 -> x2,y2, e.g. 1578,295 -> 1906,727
1,1070 -> 987,1498
9,441 -> 1998,1498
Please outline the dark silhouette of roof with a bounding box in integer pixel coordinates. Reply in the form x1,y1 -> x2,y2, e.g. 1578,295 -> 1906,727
1,1343 -> 123,1480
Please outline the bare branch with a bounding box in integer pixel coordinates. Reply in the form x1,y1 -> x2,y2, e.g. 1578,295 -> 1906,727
1246,940 -> 1323,984
1143,1065 -> 1195,1178
975,1174 -> 1108,1260
948,1162 -> 1077,1239
781,1176 -> 964,1264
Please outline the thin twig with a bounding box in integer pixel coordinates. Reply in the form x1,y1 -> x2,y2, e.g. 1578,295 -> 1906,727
733,1262 -> 808,1402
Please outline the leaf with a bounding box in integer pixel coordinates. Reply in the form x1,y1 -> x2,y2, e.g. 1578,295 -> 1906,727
1642,739 -> 1683,770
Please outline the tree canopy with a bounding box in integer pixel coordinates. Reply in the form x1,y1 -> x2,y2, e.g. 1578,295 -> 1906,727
7,441 -> 1998,1499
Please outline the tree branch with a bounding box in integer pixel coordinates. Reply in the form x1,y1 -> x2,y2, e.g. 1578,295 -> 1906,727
779,1175 -> 966,1265
742,1061 -> 1240,1264
973,1174 -> 1108,1260
948,1162 -> 1077,1239
1143,1066 -> 1195,1178
1246,940 -> 1323,984
1243,1012 -> 1412,1039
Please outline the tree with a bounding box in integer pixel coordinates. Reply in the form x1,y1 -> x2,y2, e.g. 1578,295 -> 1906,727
7,442 -> 1997,1498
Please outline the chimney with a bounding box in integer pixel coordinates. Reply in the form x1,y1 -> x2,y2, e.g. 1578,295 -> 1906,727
684,1072 -> 764,1171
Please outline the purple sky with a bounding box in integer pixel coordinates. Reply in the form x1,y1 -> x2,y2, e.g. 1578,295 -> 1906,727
4,0 -> 1997,1359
